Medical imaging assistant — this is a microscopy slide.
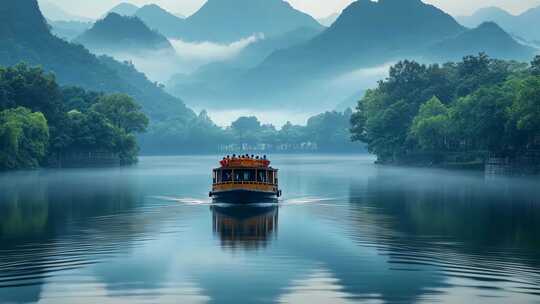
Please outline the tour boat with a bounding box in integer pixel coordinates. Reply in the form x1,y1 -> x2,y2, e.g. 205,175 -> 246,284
209,155 -> 281,203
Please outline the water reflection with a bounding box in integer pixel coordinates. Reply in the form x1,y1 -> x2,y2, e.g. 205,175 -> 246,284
0,169 -> 143,303
341,168 -> 540,301
211,204 -> 279,250
1,156 -> 540,304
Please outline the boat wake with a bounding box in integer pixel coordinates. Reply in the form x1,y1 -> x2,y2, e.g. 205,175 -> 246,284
150,196 -> 213,205
150,195 -> 342,207
280,196 -> 343,206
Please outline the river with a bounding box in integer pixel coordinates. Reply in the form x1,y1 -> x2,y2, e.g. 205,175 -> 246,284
1,155 -> 539,304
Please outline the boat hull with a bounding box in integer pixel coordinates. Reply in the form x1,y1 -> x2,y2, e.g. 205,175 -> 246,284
210,189 -> 279,204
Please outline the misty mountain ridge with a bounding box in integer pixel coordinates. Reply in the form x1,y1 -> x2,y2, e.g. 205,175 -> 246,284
0,0 -> 194,122
134,4 -> 185,38
428,22 -> 536,61
108,2 -> 140,16
177,0 -> 324,43
166,0 -> 537,111
75,13 -> 174,54
127,0 -> 323,43
49,20 -> 92,40
457,5 -> 540,42
38,0 -> 93,22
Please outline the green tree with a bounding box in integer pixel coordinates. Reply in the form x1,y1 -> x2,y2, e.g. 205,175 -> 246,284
0,107 -> 49,170
531,56 -> 540,76
450,85 -> 515,152
92,94 -> 149,133
510,76 -> 540,144
409,97 -> 449,151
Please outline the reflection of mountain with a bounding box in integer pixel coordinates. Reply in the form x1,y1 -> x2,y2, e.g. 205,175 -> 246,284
211,205 -> 278,250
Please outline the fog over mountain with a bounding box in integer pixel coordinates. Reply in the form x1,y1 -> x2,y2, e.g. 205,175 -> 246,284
164,0 -> 536,118
49,20 -> 92,40
0,0 -> 194,123
31,0 -> 540,127
38,0 -> 93,22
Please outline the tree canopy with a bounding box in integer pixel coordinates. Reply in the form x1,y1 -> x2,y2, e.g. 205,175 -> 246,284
0,64 -> 149,170
351,54 -> 539,164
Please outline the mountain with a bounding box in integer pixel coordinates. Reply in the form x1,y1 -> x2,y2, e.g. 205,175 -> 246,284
259,0 -> 465,74
75,13 -> 174,54
456,7 -> 514,28
317,13 -> 339,26
177,0 -> 324,43
166,0 -> 536,111
223,0 -> 467,105
457,6 -> 540,42
428,22 -> 536,61
0,0 -> 193,122
134,4 -> 185,38
38,0 -> 92,22
134,1 -> 322,43
108,2 -> 139,16
228,26 -> 323,67
515,6 -> 540,41
167,26 -> 323,99
49,20 -> 92,40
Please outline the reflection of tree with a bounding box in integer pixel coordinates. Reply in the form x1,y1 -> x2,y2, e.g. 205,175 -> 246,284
343,170 -> 540,298
0,169 -> 142,303
0,175 -> 49,239
211,205 -> 278,250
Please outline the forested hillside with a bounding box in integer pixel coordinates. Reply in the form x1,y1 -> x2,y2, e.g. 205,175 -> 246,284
75,13 -> 174,53
0,0 -> 192,121
0,64 -> 148,170
351,54 -> 540,165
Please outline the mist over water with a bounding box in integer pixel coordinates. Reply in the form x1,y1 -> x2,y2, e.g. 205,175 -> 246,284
1,155 -> 539,303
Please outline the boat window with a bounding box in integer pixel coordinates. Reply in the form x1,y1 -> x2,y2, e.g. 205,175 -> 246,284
234,170 -> 256,182
221,169 -> 232,182
257,170 -> 266,183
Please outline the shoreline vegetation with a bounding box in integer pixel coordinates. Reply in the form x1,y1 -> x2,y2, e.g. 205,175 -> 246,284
0,64 -> 149,171
351,53 -> 540,174
0,63 -> 361,171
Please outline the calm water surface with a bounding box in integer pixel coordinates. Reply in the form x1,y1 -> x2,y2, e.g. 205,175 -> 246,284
1,155 -> 540,304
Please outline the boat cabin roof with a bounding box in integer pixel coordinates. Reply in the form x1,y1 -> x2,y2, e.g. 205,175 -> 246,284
217,156 -> 275,170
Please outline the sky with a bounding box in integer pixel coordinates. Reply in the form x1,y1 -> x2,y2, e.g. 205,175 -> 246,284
46,0 -> 540,19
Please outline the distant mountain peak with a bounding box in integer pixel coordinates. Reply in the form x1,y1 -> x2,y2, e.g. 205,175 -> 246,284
166,0 -> 323,42
75,12 -> 173,53
321,0 -> 464,52
428,20 -> 535,61
108,2 -> 139,16
475,21 -> 507,32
